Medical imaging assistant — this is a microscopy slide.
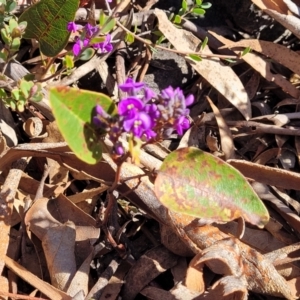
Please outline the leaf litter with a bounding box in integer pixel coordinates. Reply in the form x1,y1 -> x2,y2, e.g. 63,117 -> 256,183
4,0 -> 300,299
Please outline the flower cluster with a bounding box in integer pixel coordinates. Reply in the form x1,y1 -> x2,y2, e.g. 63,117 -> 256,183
67,22 -> 113,56
93,78 -> 194,155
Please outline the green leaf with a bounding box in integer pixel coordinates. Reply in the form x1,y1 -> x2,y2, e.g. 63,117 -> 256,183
6,0 -> 16,13
64,54 -> 74,69
187,54 -> 202,62
154,147 -> 269,228
242,46 -> 251,56
100,17 -> 116,34
0,49 -> 7,60
79,47 -> 95,61
19,79 -> 33,98
99,9 -> 106,27
201,36 -> 208,50
0,87 -> 6,97
195,0 -> 202,5
8,18 -> 17,32
1,27 -> 10,44
10,36 -> 20,51
200,2 -> 212,9
90,36 -> 105,44
49,87 -> 116,164
18,0 -> 79,57
125,32 -> 134,44
192,8 -> 206,15
11,88 -> 20,100
178,7 -> 186,16
173,14 -> 181,24
182,0 -> 187,10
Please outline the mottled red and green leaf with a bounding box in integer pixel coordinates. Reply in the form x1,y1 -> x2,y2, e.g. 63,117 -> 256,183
154,147 -> 269,227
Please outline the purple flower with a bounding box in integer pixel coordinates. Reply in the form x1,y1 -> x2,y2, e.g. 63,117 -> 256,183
119,78 -> 145,93
174,116 -> 190,135
72,37 -> 82,56
144,87 -> 156,102
85,23 -> 98,37
93,34 -> 113,53
67,22 -> 78,33
123,112 -> 152,138
118,97 -> 144,118
114,142 -> 124,155
72,37 -> 90,56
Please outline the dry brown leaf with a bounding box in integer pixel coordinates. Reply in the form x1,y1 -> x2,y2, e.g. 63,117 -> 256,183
223,39 -> 300,76
244,71 -> 261,101
99,262 -> 130,300
67,247 -> 93,297
251,0 -> 289,13
0,159 -> 27,276
141,285 -> 201,300
122,245 -> 178,300
228,159 -> 300,190
68,186 -> 108,204
268,9 -> 300,39
216,221 -> 287,253
204,276 -> 248,300
206,96 -> 235,159
24,195 -> 99,293
4,256 -> 72,300
253,182 -> 300,234
210,31 -> 300,98
154,9 -> 251,120
168,211 -> 294,298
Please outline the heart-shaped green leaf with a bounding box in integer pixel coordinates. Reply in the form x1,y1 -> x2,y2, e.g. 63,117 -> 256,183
154,147 -> 269,228
19,0 -> 79,57
49,87 -> 116,164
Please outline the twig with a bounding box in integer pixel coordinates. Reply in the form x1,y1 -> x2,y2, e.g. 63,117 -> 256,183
116,20 -> 238,59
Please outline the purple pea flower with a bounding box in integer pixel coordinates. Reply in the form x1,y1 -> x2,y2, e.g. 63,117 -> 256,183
119,78 -> 145,94
93,34 -> 113,53
85,23 -> 98,37
174,116 -> 190,135
72,37 -> 90,56
118,97 -> 144,118
123,112 -> 152,138
67,22 -> 78,33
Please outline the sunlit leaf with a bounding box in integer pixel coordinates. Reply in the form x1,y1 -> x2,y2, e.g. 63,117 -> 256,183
241,46 -> 251,56
174,14 -> 181,24
187,54 -> 202,62
100,17 -> 116,34
154,147 -> 269,228
192,8 -> 206,15
49,87 -> 116,164
201,36 -> 208,50
182,0 -> 188,10
18,0 -> 79,57
200,2 -> 212,9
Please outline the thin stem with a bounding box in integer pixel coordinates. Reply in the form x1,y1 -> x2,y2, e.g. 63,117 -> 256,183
116,20 -> 238,59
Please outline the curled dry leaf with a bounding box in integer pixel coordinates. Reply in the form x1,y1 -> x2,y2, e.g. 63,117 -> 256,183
154,9 -> 251,120
24,195 -> 99,294
167,211 -> 294,298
